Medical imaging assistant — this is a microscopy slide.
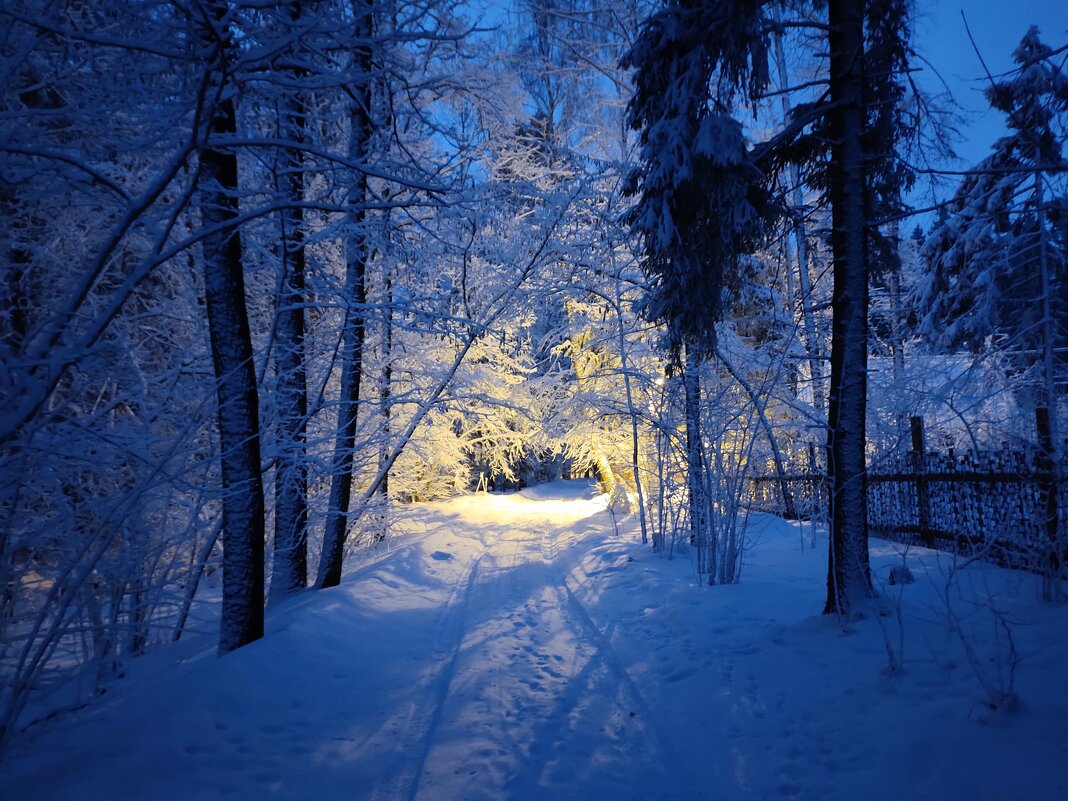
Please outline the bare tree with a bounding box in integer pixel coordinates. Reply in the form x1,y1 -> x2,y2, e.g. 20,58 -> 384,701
195,1 -> 265,652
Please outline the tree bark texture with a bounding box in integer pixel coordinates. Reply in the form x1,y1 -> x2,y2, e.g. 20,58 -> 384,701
270,25 -> 310,599
199,82 -> 266,652
683,348 -> 714,582
317,0 -> 374,589
378,270 -> 393,504
824,0 -> 872,615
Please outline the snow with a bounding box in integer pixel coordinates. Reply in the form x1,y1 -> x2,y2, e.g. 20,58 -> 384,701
3,480 -> 1068,800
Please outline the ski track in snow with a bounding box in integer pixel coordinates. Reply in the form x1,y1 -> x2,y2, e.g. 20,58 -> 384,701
3,479 -> 1068,801
396,511 -> 676,801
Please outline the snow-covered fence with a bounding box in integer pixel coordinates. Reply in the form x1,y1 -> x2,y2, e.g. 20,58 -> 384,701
746,443 -> 828,522
865,449 -> 1063,571
748,412 -> 1066,573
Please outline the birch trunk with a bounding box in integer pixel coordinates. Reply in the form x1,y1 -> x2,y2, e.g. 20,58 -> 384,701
614,275 -> 649,545
886,223 -> 908,442
772,24 -> 825,417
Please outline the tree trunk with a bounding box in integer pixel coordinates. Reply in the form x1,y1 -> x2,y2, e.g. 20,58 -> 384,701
615,275 -> 649,546
317,0 -> 374,589
1035,173 -> 1064,598
198,63 -> 266,653
173,520 -> 222,642
270,25 -> 310,599
716,346 -> 797,520
824,0 -> 872,616
378,268 -> 393,504
1036,173 -> 1059,451
683,348 -> 713,582
886,223 -> 908,443
772,24 -> 826,418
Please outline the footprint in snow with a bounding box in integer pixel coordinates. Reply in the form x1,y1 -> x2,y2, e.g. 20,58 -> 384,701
431,550 -> 453,561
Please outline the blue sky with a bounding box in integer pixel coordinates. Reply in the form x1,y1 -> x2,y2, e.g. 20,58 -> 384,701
913,1 -> 1067,166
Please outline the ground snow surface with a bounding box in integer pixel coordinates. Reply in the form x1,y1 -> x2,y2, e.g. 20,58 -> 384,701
4,479 -> 1068,800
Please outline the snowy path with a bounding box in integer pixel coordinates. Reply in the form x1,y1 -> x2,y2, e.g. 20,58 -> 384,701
4,480 -> 1068,800
2,483 -> 696,800
397,528 -> 674,801
359,490 -> 686,801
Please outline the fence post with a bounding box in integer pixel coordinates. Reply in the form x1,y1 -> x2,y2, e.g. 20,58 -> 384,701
1035,407 -> 1062,582
910,416 -> 931,546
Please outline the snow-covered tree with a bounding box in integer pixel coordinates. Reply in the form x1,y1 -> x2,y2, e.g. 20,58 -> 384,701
622,0 -> 774,364
915,27 -> 1067,420
623,0 -> 914,613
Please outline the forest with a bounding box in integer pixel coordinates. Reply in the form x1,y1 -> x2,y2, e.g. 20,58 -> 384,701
1,0 -> 1066,796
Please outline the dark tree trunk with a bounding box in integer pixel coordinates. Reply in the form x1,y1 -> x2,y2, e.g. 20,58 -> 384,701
317,0 -> 374,589
824,0 -> 872,615
683,348 -> 714,582
1,194 -> 30,353
378,270 -> 393,506
270,15 -> 310,600
199,77 -> 266,653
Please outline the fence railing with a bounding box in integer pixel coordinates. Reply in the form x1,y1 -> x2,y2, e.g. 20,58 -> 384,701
747,412 -> 1066,573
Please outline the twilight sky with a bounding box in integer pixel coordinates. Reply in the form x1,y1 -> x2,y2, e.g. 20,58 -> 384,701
913,1 -> 1067,166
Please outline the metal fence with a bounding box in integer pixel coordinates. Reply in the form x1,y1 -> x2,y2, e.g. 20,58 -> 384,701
748,414 -> 1066,573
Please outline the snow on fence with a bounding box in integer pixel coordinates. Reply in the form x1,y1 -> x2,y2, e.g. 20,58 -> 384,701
748,412 -> 1066,573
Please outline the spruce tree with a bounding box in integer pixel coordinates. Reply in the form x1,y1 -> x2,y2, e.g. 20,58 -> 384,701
624,0 -> 914,614
916,27 -> 1067,414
